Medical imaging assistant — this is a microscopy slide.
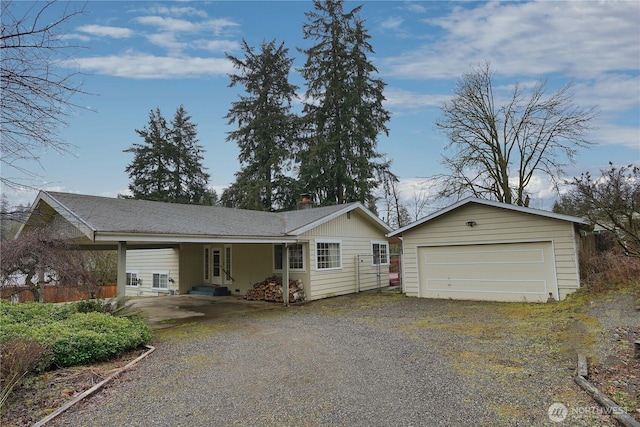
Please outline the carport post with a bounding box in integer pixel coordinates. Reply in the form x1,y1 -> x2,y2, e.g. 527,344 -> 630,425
282,243 -> 290,306
117,241 -> 127,297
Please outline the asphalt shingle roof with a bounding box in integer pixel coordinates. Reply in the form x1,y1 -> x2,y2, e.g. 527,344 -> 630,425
42,191 -> 362,238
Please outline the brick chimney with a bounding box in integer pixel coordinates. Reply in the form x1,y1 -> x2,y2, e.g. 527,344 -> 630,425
297,193 -> 314,210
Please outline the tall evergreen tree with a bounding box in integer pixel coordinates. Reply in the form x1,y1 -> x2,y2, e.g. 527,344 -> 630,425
170,105 -> 213,204
224,39 -> 299,211
125,108 -> 172,202
125,106 -> 213,204
299,0 -> 390,207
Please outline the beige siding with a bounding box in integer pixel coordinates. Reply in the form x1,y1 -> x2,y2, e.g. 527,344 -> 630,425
179,244 -> 204,293
300,210 -> 390,300
401,204 -> 581,300
230,244 -> 276,294
125,248 -> 179,297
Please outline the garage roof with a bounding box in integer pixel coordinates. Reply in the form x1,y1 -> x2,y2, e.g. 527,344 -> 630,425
388,197 -> 590,237
21,191 -> 391,245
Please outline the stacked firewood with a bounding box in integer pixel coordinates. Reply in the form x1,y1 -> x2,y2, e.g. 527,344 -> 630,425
244,276 -> 305,303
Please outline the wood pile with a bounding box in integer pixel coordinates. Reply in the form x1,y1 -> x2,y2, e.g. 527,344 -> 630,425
244,276 -> 305,303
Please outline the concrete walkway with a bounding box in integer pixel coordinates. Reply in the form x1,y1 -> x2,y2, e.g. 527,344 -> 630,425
128,294 -> 280,328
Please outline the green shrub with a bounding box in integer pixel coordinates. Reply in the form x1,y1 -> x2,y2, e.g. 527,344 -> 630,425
0,301 -> 77,325
41,313 -> 151,368
0,301 -> 152,369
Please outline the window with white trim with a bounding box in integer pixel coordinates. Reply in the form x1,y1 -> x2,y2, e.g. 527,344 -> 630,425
152,271 -> 169,290
316,240 -> 342,270
372,241 -> 389,266
274,244 -> 305,271
126,271 -> 139,287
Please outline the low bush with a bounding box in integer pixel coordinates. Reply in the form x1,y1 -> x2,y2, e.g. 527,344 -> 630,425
0,338 -> 47,408
580,249 -> 640,293
0,300 -> 152,370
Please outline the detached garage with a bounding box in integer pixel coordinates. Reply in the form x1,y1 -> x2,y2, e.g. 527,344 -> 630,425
389,198 -> 589,302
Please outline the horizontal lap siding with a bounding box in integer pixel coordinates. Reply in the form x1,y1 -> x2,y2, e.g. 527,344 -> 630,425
301,210 -> 389,300
126,248 -> 179,296
401,204 -> 581,299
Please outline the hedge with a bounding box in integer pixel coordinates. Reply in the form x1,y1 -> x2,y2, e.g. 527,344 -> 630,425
0,301 -> 152,369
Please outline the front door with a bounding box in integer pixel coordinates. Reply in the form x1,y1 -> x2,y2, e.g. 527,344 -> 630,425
211,247 -> 222,285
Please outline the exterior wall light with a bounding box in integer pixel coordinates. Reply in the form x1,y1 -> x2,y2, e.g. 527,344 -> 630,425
466,221 -> 477,227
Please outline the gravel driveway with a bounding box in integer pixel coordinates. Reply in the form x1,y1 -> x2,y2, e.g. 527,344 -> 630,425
48,292 -> 626,427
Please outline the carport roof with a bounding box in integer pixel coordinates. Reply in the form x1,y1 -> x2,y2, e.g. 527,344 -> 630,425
21,191 -> 391,244
388,197 -> 590,237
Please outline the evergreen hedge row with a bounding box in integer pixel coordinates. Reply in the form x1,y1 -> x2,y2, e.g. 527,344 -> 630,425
0,301 -> 152,369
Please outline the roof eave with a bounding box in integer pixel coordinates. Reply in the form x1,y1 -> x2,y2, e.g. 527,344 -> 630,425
17,191 -> 97,241
287,203 -> 392,236
388,197 -> 590,236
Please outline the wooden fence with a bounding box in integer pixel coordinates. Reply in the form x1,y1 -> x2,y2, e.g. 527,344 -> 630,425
0,284 -> 117,303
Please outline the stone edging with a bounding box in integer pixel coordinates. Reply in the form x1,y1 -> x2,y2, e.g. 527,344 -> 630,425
574,353 -> 640,427
32,344 -> 156,427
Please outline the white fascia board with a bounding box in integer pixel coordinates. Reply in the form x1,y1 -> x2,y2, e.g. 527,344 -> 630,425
388,197 -> 589,237
94,233 -> 303,244
288,203 -> 392,236
18,191 -> 96,241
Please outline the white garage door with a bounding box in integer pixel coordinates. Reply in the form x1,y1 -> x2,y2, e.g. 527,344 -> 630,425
419,241 -> 557,302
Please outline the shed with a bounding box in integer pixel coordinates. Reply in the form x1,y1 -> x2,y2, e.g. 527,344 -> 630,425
388,198 -> 589,302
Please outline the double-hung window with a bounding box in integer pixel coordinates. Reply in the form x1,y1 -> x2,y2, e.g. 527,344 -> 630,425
152,271 -> 169,290
316,240 -> 342,270
372,241 -> 389,266
126,271 -> 139,287
274,244 -> 305,271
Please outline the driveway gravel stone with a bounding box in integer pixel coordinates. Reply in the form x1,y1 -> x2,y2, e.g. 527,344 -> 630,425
48,292 -> 625,427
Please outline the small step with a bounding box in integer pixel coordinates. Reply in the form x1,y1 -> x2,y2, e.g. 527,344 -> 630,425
188,286 -> 230,296
188,289 -> 216,296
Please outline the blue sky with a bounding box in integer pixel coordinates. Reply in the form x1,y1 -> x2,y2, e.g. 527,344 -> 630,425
5,0 -> 640,213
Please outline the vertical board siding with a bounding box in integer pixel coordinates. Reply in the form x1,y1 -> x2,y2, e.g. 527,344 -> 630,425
125,248 -> 179,296
401,204 -> 581,299
300,210 -> 390,300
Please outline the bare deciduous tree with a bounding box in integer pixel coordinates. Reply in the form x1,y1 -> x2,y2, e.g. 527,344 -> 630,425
1,1 -> 87,190
435,62 -> 597,206
0,227 -> 98,301
555,163 -> 640,257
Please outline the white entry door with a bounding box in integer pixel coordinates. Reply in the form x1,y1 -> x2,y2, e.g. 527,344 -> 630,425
211,247 -> 222,285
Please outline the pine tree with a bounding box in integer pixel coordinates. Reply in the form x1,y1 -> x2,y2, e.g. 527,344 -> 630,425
125,106 -> 214,204
224,39 -> 299,211
299,0 -> 390,207
125,108 -> 172,202
170,105 -> 213,204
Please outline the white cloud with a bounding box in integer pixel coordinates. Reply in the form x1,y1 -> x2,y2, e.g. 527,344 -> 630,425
136,16 -> 239,36
143,6 -> 208,18
77,24 -> 133,38
384,87 -> 449,109
381,16 -> 404,31
386,1 -> 639,80
591,123 -> 640,150
70,53 -> 233,79
194,39 -> 240,53
146,32 -> 186,52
